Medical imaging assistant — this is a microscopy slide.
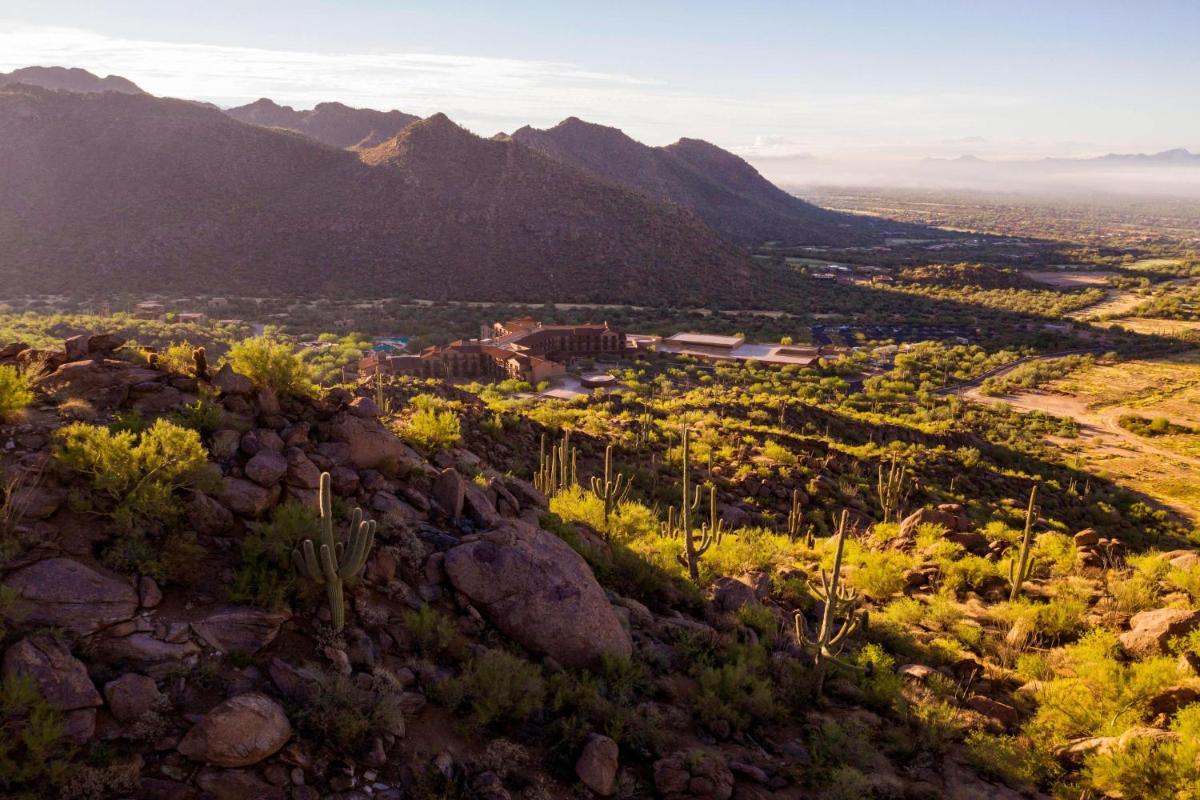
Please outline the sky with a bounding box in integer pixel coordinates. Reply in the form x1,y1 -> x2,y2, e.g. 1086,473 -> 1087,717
1,0 -> 1198,187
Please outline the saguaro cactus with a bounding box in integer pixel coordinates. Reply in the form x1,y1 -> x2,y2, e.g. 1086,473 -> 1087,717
786,488 -> 813,547
534,430 -> 577,498
589,444 -> 631,528
796,510 -> 862,697
676,427 -> 714,584
293,472 -> 376,632
876,456 -> 910,523
1008,484 -> 1039,602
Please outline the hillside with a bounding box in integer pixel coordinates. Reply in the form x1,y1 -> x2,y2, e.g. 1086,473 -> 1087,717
508,117 -> 894,245
225,97 -> 420,149
0,65 -> 145,94
0,85 -> 754,304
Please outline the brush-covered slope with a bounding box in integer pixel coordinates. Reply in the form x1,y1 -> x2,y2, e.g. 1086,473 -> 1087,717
225,97 -> 421,149
0,65 -> 145,94
509,117 -> 876,245
0,85 -> 754,303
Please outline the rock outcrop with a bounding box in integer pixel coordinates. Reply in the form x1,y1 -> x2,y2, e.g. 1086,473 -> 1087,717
177,693 -> 292,767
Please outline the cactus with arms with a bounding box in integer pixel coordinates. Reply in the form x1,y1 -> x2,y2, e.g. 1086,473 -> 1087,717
534,430 -> 577,498
795,510 -> 863,697
292,472 -> 376,632
674,427 -> 714,584
876,456 -> 910,523
1007,484 -> 1039,602
786,488 -> 814,547
589,444 -> 631,528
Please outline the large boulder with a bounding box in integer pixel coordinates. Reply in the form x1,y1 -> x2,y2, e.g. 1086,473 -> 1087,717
191,607 -> 291,654
104,673 -> 163,723
1120,608 -> 1200,657
244,450 -> 288,487
433,468 -> 466,520
575,733 -> 619,796
217,477 -> 279,517
3,635 -> 102,743
188,492 -> 235,535
899,505 -> 973,539
33,360 -> 152,408
1,558 -> 138,636
177,693 -> 291,767
444,520 -> 632,669
328,413 -> 423,472
211,364 -> 254,395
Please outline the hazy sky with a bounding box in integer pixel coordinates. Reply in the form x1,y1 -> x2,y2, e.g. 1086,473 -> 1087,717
1,0 -> 1198,177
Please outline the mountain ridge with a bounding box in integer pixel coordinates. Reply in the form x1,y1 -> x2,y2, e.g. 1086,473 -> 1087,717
225,97 -> 421,149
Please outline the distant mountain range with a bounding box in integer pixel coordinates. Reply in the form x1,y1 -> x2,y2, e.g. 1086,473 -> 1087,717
0,65 -> 944,301
0,83 -> 754,303
507,117 -> 884,245
0,65 -> 145,95
225,98 -> 420,150
924,149 -> 1200,168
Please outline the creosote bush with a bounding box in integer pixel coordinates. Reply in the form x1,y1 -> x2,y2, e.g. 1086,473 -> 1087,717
226,336 -> 315,397
444,648 -> 545,728
292,669 -> 405,752
230,500 -> 317,608
400,394 -> 462,451
0,365 -> 33,422
0,673 -> 71,796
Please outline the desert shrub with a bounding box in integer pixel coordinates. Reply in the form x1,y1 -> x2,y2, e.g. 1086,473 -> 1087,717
1028,629 -> 1184,740
226,336 -> 315,397
849,550 -> 910,599
942,554 -> 998,593
400,394 -> 461,451
102,531 -> 203,584
1085,704 -> 1200,799
108,409 -> 148,435
1032,532 -> 1077,578
403,606 -> 466,660
693,657 -> 776,734
155,342 -> 199,376
548,487 -> 659,543
0,365 -> 33,422
445,649 -> 545,728
963,731 -> 1060,787
171,398 -> 225,438
229,500 -> 316,608
996,588 -> 1088,646
737,603 -> 780,642
853,643 -> 903,711
54,419 -> 211,526
761,439 -> 796,464
1167,562 -> 1200,604
0,673 -> 71,795
292,669 -> 404,752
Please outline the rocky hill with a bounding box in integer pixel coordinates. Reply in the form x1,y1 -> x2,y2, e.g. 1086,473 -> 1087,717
0,65 -> 145,94
0,331 -> 1196,798
224,98 -> 420,149
0,85 -> 754,305
508,117 -> 895,245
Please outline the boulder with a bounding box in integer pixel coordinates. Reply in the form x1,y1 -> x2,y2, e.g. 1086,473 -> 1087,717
284,448 -> 321,490
188,492 -> 235,535
211,364 -> 254,395
1148,686 -> 1200,718
196,769 -> 286,800
87,333 -> 126,355
3,635 -> 102,743
502,476 -> 547,511
433,468 -> 466,520
1073,528 -> 1100,547
64,334 -> 89,362
191,607 -> 291,654
1119,608 -> 1200,657
463,482 -> 502,529
348,396 -> 379,418
218,477 -> 278,517
177,693 -> 291,767
33,360 -> 134,408
244,450 -> 288,487
9,485 -> 64,520
210,429 -> 242,461
710,577 -> 758,613
899,505 -> 972,539
329,466 -> 360,496
444,520 -> 632,669
653,750 -> 733,800
575,733 -> 619,796
104,673 -> 163,723
2,558 -> 137,636
328,413 -> 423,472
965,695 -> 1019,729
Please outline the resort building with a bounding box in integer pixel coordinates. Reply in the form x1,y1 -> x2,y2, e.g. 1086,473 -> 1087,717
361,318 -> 625,384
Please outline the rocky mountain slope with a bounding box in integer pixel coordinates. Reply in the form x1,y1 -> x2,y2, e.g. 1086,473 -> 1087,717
0,85 -> 754,304
0,65 -> 145,94
508,117 -> 896,245
225,98 -> 420,149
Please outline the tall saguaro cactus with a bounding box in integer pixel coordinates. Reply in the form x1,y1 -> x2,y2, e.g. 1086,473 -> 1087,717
590,444 -> 631,528
292,472 -> 376,633
1008,484 -> 1039,602
796,510 -> 862,697
676,427 -> 714,584
876,456 -> 910,523
786,488 -> 813,547
534,430 -> 577,498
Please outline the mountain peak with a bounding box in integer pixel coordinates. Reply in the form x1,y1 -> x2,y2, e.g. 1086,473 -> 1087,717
0,65 -> 145,95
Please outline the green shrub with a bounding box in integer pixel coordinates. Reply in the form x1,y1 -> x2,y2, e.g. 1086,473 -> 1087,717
849,550 -> 910,600
403,606 -> 465,660
963,731 -> 1060,787
226,336 -> 315,397
737,603 -> 780,643
292,669 -> 405,752
102,530 -> 203,584
445,649 -> 545,728
0,365 -> 33,422
853,643 -> 903,711
1085,705 -> 1200,799
1167,562 -> 1200,604
172,398 -> 225,438
229,500 -> 316,608
942,554 -> 999,593
693,657 -> 776,734
400,394 -> 461,451
54,419 -> 211,526
0,673 -> 71,794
